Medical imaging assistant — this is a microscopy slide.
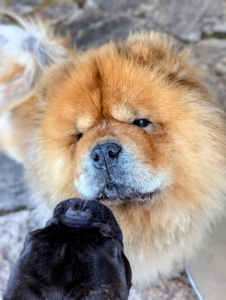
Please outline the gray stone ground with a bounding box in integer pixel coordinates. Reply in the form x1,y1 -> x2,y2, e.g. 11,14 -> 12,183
1,0 -> 226,299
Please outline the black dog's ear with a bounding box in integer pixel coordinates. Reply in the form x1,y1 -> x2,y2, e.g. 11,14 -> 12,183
19,230 -> 40,257
93,222 -> 113,238
24,232 -> 33,247
122,252 -> 132,290
18,232 -> 33,258
46,217 -> 59,227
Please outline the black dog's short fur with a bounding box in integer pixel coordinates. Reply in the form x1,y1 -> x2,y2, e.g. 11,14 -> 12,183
4,199 -> 132,300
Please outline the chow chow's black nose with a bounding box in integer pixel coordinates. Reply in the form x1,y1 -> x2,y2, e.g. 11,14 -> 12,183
91,142 -> 121,170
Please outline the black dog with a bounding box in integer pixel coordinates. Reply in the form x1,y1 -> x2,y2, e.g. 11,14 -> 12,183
4,198 -> 132,300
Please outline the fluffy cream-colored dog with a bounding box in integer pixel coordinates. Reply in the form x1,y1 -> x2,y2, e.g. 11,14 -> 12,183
0,13 -> 225,284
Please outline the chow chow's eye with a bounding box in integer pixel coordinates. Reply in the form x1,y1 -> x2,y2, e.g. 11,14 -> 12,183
77,133 -> 83,140
133,119 -> 151,128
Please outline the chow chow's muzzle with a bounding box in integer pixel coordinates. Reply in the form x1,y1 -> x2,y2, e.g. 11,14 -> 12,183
75,137 -> 169,202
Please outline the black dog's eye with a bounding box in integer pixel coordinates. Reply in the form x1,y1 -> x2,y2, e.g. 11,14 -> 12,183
77,133 -> 83,140
133,119 -> 151,128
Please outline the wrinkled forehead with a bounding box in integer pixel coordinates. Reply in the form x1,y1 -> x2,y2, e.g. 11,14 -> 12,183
42,49 -> 188,130
69,55 -> 154,109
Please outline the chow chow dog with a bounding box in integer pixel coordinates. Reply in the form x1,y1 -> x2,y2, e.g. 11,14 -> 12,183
4,198 -> 132,300
0,12 -> 225,284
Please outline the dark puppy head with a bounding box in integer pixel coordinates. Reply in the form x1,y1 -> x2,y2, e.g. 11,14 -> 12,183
4,199 -> 132,300
51,198 -> 123,241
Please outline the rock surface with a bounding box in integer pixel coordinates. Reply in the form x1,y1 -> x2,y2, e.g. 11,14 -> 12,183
0,155 -> 30,213
1,0 -> 226,299
192,39 -> 226,111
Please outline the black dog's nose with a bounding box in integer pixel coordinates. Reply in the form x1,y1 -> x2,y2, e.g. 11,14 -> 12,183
65,207 -> 92,220
65,202 -> 92,224
91,142 -> 121,171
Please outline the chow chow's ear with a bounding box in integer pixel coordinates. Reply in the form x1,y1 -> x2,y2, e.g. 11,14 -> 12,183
36,59 -> 74,111
118,32 -> 196,83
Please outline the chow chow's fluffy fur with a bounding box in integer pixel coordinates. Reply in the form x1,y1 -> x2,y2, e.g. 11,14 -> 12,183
0,14 -> 225,284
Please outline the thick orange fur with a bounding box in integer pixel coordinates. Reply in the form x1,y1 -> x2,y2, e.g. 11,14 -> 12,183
0,25 -> 225,284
